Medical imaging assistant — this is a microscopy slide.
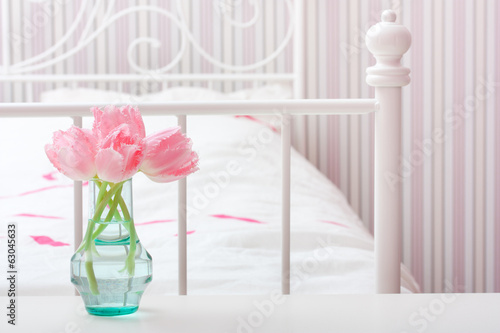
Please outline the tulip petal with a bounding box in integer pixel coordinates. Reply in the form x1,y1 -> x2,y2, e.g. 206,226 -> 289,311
141,128 -> 199,183
44,144 -> 62,172
45,126 -> 97,181
95,148 -> 126,183
58,148 -> 95,180
94,123 -> 145,182
95,144 -> 144,183
92,105 -> 145,142
119,144 -> 145,180
100,123 -> 141,150
144,127 -> 181,148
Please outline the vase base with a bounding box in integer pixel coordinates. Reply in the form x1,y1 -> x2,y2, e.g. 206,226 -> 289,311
86,305 -> 138,316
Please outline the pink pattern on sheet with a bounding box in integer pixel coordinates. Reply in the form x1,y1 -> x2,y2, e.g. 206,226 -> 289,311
42,171 -> 58,181
135,219 -> 175,226
30,235 -> 70,247
321,220 -> 348,228
173,230 -> 196,237
0,185 -> 71,199
0,181 -> 88,199
14,213 -> 64,220
235,115 -> 278,133
211,214 -> 266,224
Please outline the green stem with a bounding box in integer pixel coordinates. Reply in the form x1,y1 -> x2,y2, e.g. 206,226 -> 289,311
90,188 -> 125,241
104,185 -> 122,222
94,180 -> 123,222
76,182 -> 122,253
90,185 -> 123,240
83,219 -> 99,295
90,224 -> 107,241
118,195 -> 137,275
82,181 -> 124,295
126,220 -> 137,275
95,181 -> 109,209
92,183 -> 122,222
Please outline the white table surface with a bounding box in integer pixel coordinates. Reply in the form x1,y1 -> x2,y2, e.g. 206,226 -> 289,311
1,294 -> 499,333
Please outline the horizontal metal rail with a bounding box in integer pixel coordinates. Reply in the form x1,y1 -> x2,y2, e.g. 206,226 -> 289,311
0,99 -> 378,117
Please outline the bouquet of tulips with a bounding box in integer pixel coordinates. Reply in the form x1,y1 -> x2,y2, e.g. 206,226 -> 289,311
45,105 -> 198,294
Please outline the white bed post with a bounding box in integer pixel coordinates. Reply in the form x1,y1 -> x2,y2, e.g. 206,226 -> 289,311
1,0 -> 10,75
365,10 -> 411,294
293,0 -> 305,99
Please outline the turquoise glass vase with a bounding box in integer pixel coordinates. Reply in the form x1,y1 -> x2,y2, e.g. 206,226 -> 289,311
71,178 -> 152,316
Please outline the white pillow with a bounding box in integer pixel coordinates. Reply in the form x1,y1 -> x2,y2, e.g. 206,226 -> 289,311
40,84 -> 292,103
226,84 -> 292,100
40,87 -> 131,104
40,84 -> 292,132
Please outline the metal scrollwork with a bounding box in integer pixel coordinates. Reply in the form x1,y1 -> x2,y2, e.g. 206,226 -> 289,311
5,0 -> 294,74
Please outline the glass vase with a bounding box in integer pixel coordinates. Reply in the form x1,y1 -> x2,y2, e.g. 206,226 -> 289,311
71,178 -> 152,316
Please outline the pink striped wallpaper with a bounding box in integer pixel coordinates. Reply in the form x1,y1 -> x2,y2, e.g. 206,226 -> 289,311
452,0 -> 465,294
1,0 -> 499,294
301,0 -> 499,294
495,0 -> 500,294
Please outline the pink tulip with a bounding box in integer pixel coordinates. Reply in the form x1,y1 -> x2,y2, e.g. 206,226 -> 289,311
95,124 -> 145,183
140,127 -> 199,183
45,126 -> 97,181
92,105 -> 145,142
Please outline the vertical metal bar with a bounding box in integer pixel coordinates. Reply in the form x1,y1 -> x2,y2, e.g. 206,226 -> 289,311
180,0 -> 191,87
26,83 -> 34,102
281,113 -> 291,295
293,0 -> 304,99
338,0 -> 349,198
222,2 -> 232,92
264,0 -> 275,76
292,0 -> 307,158
1,0 -> 10,74
348,0 -> 361,219
177,114 -> 187,295
73,116 -> 83,297
359,0 -> 372,231
72,116 -> 83,250
305,0 -> 318,166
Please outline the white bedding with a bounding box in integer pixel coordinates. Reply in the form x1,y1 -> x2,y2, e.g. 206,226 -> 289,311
0,86 -> 419,295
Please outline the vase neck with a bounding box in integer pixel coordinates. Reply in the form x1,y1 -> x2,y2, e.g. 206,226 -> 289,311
88,179 -> 134,224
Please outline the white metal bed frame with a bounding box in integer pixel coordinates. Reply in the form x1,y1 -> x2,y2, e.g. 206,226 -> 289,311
0,1 -> 409,295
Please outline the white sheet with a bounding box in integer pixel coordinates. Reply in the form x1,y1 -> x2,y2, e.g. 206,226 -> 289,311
0,87 -> 420,295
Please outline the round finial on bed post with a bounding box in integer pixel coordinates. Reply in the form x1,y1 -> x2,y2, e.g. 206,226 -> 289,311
381,9 -> 397,23
365,10 -> 411,87
366,10 -> 412,295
